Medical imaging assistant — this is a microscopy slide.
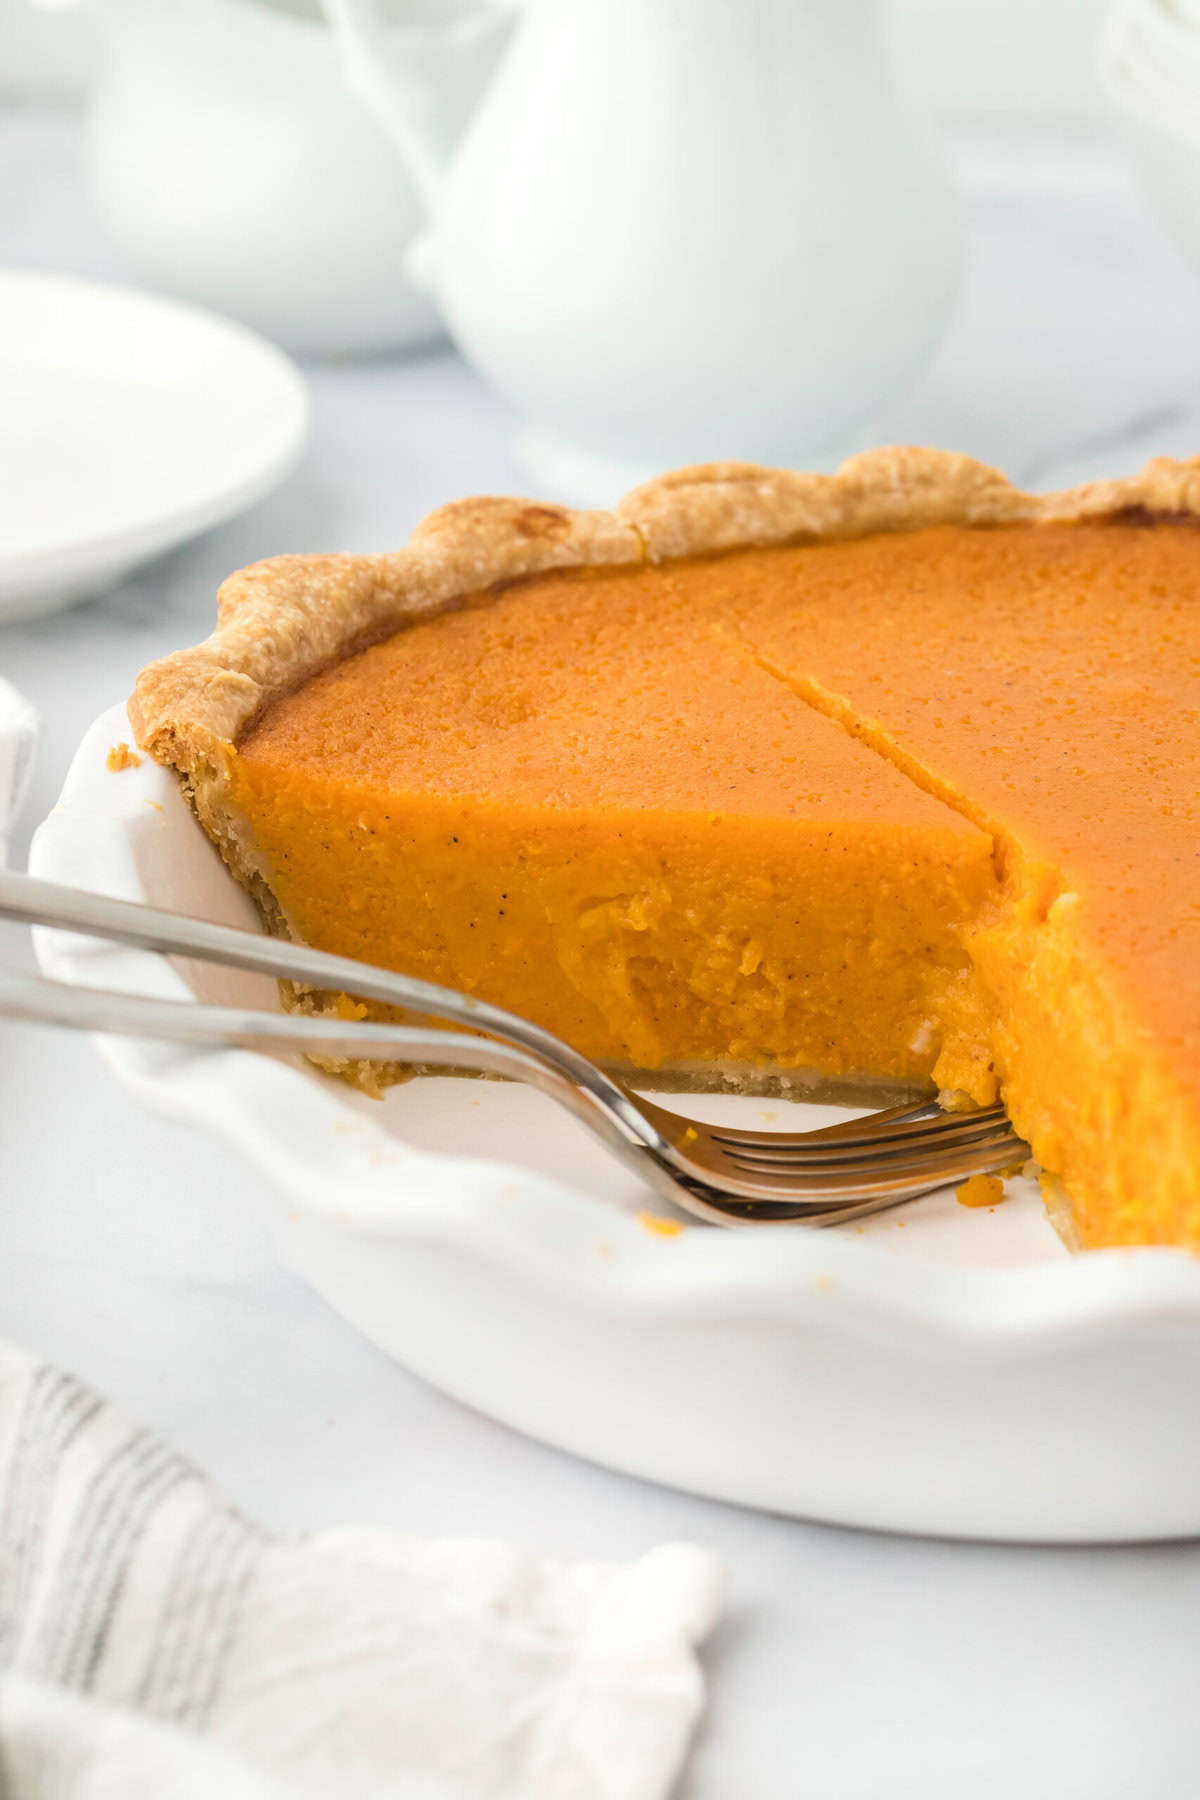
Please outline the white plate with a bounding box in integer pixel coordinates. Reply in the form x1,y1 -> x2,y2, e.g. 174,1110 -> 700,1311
30,705 -> 1200,1542
0,272 -> 309,620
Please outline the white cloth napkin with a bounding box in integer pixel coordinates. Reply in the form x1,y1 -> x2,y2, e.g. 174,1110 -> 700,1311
0,1341 -> 724,1800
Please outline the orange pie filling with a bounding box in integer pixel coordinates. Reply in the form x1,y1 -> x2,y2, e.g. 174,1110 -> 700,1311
227,521 -> 1200,1249
231,562 -> 998,1096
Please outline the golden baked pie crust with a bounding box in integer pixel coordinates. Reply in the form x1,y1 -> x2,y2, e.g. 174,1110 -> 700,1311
131,444 -> 1200,817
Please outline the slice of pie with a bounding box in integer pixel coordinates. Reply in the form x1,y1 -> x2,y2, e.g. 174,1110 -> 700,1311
130,448 -> 1200,1250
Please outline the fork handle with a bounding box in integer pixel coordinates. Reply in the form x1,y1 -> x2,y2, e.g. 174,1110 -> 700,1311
0,967 -> 685,1199
4,970 -> 879,1226
2,869 -> 652,1142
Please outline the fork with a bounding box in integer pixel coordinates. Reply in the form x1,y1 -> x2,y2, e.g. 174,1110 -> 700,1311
0,869 -> 1027,1228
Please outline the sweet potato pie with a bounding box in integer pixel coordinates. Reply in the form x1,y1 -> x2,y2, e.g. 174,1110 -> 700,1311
131,449 -> 1200,1251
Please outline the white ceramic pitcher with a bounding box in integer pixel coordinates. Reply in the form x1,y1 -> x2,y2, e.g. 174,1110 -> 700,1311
325,0 -> 966,496
41,0 -> 513,354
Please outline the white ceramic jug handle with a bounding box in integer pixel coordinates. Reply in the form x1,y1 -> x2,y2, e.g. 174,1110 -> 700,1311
319,0 -> 446,213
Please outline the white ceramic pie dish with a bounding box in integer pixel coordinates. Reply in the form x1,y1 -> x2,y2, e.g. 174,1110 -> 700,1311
29,704 -> 1200,1542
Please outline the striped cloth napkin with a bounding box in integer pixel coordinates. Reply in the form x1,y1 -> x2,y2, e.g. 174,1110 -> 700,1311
0,1328 -> 722,1799
0,1342 -> 723,1797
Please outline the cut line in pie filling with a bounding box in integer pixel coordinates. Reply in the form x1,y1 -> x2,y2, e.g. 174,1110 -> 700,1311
219,513 -> 1200,1250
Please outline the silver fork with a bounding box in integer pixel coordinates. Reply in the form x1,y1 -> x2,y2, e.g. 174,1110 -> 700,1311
0,870 -> 1026,1228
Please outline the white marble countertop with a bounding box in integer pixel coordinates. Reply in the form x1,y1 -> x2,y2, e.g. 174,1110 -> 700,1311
5,106 -> 1200,1798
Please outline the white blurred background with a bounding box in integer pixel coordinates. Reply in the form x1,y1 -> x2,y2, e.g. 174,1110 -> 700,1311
0,0 -> 1114,120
